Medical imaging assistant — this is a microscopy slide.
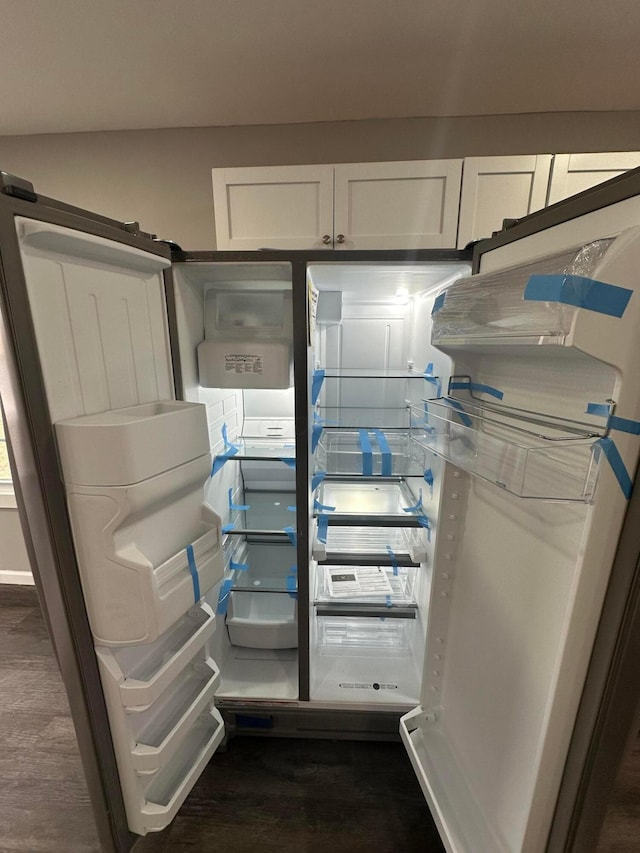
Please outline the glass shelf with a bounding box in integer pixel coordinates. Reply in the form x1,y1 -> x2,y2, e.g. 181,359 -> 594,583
410,400 -> 601,501
313,525 -> 426,564
225,540 -> 297,593
216,437 -> 296,463
226,489 -> 296,534
317,408 -> 412,429
316,480 -> 423,525
315,429 -> 429,477
321,368 -> 429,379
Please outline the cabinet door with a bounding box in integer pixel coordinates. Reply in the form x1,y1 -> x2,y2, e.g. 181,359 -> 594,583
333,160 -> 462,250
547,152 -> 640,206
457,155 -> 552,248
212,165 -> 334,250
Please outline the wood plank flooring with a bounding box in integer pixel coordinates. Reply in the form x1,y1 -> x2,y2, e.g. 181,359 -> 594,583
0,583 -> 637,853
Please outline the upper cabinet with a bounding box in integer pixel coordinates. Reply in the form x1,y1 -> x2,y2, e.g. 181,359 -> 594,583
332,160 -> 462,250
211,165 -> 334,251
456,155 -> 552,248
547,152 -> 640,205
212,160 -> 462,251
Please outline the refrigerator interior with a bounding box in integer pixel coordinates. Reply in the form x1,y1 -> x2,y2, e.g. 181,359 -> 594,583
398,231 -> 640,852
171,261 -> 299,702
307,262 -> 470,706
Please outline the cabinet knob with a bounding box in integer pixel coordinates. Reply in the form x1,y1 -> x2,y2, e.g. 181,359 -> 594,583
336,234 -> 345,244
322,234 -> 331,245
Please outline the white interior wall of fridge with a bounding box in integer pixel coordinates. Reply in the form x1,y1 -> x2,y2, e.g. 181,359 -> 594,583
402,230 -> 640,853
171,262 -> 298,701
307,263 -> 470,707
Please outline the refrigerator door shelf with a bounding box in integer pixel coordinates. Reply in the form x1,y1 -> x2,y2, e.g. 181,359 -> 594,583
65,454 -> 224,645
400,707 -> 503,853
97,603 -> 217,708
55,401 -> 210,487
137,708 -> 225,835
410,401 -> 601,502
129,658 -> 221,774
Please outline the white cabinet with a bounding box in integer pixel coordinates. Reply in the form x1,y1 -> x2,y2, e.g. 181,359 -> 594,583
212,160 -> 462,250
457,155 -> 553,248
547,152 -> 640,205
333,160 -> 462,249
211,165 -> 334,251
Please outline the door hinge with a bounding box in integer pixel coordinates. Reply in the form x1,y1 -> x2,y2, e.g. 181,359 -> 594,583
0,172 -> 37,202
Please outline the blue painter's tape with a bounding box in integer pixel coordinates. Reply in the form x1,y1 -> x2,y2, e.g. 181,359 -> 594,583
286,573 -> 298,600
287,506 -> 297,512
386,545 -> 399,577
211,423 -> 240,476
312,369 -> 325,405
373,429 -> 392,476
312,471 -> 326,491
222,523 -> 235,533
432,292 -> 446,314
424,362 -> 434,377
312,423 -> 323,453
230,559 -> 249,572
597,438 -> 633,499
317,515 -> 329,544
216,578 -> 233,615
386,595 -> 392,609
283,525 -> 297,546
186,544 -> 201,602
314,498 -> 336,513
443,398 -> 473,427
403,488 -> 423,514
228,488 -> 250,512
449,380 -> 504,400
280,457 -> 296,468
359,430 -> 373,476
424,375 -> 442,397
587,403 -> 640,435
524,274 -> 633,318
423,468 -> 434,490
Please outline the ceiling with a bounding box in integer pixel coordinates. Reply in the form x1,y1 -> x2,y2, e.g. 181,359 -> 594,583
2,0 -> 639,136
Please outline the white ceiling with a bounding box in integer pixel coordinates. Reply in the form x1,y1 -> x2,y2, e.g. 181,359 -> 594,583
2,0 -> 639,136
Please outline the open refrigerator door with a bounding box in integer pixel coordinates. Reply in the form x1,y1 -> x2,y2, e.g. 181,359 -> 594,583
399,228 -> 640,852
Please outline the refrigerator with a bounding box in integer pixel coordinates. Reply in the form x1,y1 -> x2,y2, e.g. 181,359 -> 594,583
1,166 -> 640,853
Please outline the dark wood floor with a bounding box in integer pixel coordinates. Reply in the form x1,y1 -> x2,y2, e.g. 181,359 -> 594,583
0,583 -> 637,853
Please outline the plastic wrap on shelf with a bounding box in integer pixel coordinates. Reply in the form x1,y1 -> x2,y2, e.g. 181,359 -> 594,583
410,400 -> 602,501
432,239 -> 616,344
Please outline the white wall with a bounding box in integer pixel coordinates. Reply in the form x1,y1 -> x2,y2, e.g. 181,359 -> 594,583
0,111 -> 639,247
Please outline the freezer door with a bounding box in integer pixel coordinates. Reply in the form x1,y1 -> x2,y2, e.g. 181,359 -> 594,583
401,171 -> 640,853
0,187 -> 226,851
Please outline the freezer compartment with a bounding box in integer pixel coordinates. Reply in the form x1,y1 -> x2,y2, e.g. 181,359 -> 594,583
225,487 -> 296,534
139,709 -> 225,833
410,400 -> 601,501
96,603 -> 217,708
315,429 -> 429,476
313,524 -> 427,564
431,239 -> 616,346
316,479 -> 422,523
65,454 -> 224,645
55,401 -> 209,487
226,591 -> 298,649
213,436 -> 296,463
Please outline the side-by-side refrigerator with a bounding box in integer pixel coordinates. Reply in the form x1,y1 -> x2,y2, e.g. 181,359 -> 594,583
1,168 -> 640,853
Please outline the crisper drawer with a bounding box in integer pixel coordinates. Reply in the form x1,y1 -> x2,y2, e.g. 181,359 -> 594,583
316,429 -> 429,476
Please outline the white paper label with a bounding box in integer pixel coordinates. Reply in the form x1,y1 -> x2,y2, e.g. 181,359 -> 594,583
225,354 -> 263,374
